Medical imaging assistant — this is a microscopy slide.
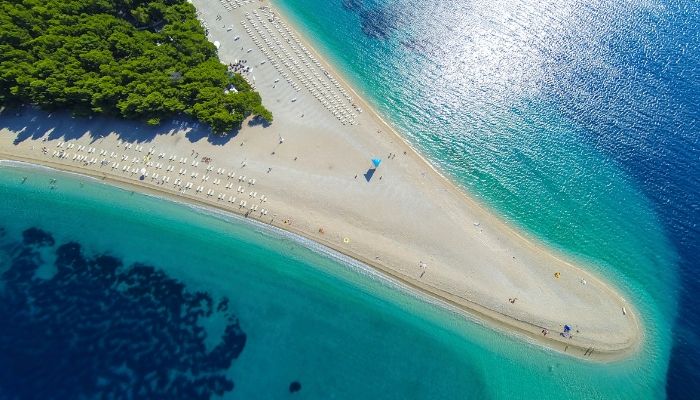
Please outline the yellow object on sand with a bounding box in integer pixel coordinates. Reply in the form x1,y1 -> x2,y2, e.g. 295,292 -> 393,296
554,272 -> 561,278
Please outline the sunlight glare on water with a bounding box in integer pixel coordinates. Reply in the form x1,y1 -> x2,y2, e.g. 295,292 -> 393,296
275,0 -> 699,397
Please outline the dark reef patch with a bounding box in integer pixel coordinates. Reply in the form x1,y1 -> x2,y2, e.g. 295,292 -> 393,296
289,381 -> 302,393
360,7 -> 398,39
21,227 -> 54,247
0,227 -> 246,399
340,0 -> 413,40
341,0 -> 363,11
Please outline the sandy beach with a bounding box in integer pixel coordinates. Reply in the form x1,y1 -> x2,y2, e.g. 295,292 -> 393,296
0,0 -> 641,361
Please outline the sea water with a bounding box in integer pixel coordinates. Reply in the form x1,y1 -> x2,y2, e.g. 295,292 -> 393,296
269,0 -> 698,398
1,0 -> 697,398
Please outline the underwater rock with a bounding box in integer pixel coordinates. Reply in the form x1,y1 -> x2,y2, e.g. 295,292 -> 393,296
0,227 -> 247,399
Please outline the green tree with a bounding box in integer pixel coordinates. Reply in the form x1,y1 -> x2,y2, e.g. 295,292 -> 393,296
0,0 -> 272,134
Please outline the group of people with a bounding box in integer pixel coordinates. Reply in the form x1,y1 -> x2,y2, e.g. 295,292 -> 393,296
228,60 -> 251,74
190,150 -> 213,164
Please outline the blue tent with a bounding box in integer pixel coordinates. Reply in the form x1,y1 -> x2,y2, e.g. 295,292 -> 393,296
564,325 -> 571,332
372,158 -> 382,168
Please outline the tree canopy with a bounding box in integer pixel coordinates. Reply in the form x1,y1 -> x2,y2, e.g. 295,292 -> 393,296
0,0 -> 272,134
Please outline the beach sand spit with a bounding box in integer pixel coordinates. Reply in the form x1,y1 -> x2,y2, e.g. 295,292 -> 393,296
0,0 -> 641,361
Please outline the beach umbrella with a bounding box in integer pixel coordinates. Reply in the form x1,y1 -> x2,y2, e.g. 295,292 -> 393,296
371,158 -> 382,168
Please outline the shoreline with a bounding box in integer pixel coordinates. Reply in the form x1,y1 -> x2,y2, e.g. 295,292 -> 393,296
0,152 -> 640,362
0,0 -> 642,362
256,0 -> 644,357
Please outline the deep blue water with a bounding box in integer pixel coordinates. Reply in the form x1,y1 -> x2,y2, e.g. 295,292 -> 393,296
538,1 -> 700,395
622,5 -> 700,395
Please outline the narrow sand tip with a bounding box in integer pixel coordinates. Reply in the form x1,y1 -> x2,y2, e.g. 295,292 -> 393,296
0,0 -> 644,361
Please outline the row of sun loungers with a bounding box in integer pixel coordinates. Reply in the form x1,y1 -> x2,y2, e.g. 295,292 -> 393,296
50,141 -> 272,218
220,0 -> 253,12
239,8 -> 359,125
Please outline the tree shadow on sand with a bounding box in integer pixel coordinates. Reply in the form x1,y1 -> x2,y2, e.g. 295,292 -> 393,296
1,106 -> 250,147
247,116 -> 271,128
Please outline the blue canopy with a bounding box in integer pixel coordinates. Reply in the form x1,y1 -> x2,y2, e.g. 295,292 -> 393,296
372,158 -> 382,168
564,325 -> 571,332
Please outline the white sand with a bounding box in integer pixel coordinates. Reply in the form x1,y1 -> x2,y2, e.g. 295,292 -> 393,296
0,0 -> 642,361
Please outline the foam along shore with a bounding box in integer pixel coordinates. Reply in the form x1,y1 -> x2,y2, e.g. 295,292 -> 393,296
0,0 -> 641,361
